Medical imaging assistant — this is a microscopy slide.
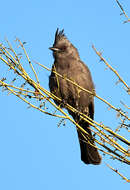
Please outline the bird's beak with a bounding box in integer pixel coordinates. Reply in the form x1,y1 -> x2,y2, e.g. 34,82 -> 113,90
49,47 -> 60,52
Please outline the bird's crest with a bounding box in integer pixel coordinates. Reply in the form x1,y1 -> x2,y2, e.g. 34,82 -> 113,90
54,28 -> 67,45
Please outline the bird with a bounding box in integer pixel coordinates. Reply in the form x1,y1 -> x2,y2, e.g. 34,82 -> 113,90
49,28 -> 101,165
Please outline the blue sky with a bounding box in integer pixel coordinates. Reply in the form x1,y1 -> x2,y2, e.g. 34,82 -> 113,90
0,0 -> 130,189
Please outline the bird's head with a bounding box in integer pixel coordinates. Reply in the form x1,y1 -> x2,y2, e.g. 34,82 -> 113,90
49,28 -> 80,59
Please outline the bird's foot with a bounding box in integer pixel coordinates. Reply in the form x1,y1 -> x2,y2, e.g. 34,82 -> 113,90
59,99 -> 67,108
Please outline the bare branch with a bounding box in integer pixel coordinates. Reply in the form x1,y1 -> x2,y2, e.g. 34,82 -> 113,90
92,45 -> 130,93
106,163 -> 130,182
116,0 -> 130,23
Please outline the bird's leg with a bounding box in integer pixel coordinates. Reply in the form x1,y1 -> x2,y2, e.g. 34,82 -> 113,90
74,102 -> 81,122
59,98 -> 67,108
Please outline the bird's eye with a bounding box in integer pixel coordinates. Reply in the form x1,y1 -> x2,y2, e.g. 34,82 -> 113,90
60,45 -> 67,51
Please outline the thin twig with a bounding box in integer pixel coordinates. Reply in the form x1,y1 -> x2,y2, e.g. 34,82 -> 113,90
106,163 -> 130,182
92,45 -> 130,93
116,0 -> 130,23
16,38 -> 39,84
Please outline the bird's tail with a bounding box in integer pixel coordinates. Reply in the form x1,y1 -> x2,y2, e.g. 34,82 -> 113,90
77,121 -> 101,165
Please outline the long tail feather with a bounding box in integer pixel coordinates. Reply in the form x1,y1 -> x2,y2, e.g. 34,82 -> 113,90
77,122 -> 101,165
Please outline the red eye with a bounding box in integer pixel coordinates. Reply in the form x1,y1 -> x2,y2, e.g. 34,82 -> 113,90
60,45 -> 67,51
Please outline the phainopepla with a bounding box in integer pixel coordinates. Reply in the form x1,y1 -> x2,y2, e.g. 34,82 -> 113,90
49,29 -> 101,165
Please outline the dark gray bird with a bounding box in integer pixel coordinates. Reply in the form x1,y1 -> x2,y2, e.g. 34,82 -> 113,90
49,29 -> 101,165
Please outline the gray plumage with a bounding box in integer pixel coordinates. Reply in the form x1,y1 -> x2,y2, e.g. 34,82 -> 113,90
49,29 -> 101,165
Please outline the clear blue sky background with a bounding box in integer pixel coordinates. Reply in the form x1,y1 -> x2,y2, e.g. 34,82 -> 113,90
0,0 -> 130,189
